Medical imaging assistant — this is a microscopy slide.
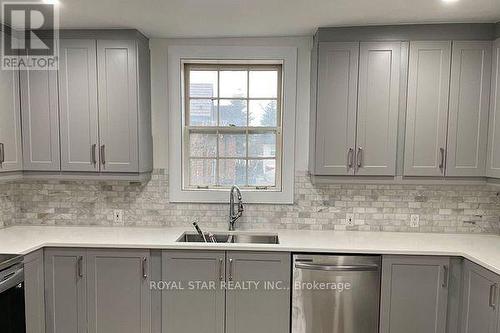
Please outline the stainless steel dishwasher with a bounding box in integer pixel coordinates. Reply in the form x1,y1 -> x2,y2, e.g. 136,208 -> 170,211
292,255 -> 381,333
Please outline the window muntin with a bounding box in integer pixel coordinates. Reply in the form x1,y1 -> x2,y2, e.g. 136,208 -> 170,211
183,63 -> 282,190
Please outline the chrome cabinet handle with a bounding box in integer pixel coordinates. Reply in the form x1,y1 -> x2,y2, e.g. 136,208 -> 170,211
77,256 -> 83,278
0,143 -> 4,164
295,263 -> 379,272
91,144 -> 97,165
442,265 -> 448,288
228,258 -> 234,281
356,147 -> 363,168
142,257 -> 148,279
100,145 -> 106,165
490,284 -> 497,309
347,148 -> 354,169
439,148 -> 445,171
219,258 -> 224,281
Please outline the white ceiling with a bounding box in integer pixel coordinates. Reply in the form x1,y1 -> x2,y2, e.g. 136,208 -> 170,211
27,0 -> 500,38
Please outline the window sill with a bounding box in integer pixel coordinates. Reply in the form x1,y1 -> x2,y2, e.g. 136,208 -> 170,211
169,188 -> 293,204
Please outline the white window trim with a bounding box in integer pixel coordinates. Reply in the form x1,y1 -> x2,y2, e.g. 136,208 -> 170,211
168,45 -> 297,204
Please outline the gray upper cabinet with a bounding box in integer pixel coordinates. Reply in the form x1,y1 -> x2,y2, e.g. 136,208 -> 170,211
314,42 -> 359,175
59,39 -> 100,172
21,66 -> 60,171
447,41 -> 492,177
380,255 -> 450,333
0,65 -> 22,172
487,39 -> 500,178
404,41 -> 452,177
162,251 -> 226,333
356,42 -> 401,176
225,252 -> 290,333
97,40 -> 139,173
460,260 -> 500,333
44,248 -> 87,333
86,249 -> 151,333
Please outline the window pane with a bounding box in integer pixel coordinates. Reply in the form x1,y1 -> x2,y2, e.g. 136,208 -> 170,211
249,70 -> 278,98
219,133 -> 246,157
248,159 -> 276,186
189,159 -> 216,186
220,100 -> 247,127
189,99 -> 217,126
219,159 -> 246,186
249,100 -> 277,127
189,71 -> 217,98
220,71 -> 247,98
189,133 -> 217,157
248,133 -> 276,157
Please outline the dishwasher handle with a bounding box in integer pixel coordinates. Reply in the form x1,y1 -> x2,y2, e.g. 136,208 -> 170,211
295,262 -> 379,272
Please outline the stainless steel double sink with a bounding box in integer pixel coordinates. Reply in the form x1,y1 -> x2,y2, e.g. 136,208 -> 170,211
176,232 -> 279,244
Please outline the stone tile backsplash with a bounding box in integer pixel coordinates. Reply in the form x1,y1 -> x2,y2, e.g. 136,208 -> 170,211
3,169 -> 499,234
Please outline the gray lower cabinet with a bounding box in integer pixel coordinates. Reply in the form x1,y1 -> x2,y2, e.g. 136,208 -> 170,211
225,252 -> 290,333
86,249 -> 151,333
460,260 -> 500,333
20,66 -> 60,171
488,38 -> 500,178
24,250 -> 46,333
162,251 -> 225,333
44,248 -> 151,333
44,248 -> 87,333
162,251 -> 291,333
380,255 -> 450,333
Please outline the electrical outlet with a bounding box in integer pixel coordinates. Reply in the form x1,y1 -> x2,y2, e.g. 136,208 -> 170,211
346,213 -> 355,226
113,210 -> 123,223
410,214 -> 420,228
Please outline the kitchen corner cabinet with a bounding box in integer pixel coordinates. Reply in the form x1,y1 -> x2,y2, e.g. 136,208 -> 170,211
0,66 -> 22,173
20,66 -> 60,171
44,248 -> 151,333
24,250 -> 46,333
460,260 -> 500,333
380,256 -> 450,333
488,39 -> 500,178
162,251 -> 291,333
310,41 -> 402,176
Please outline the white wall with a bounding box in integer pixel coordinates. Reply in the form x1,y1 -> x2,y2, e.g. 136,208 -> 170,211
149,36 -> 312,172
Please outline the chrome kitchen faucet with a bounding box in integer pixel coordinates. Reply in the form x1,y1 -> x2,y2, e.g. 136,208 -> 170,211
229,185 -> 244,231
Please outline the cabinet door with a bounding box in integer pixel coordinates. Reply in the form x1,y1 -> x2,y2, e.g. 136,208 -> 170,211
97,40 -> 138,173
162,251 -> 225,333
447,41 -> 491,177
44,249 -> 87,333
21,66 -> 60,171
86,249 -> 151,333
380,256 -> 450,333
226,252 -> 290,333
314,42 -> 358,175
356,42 -> 401,176
487,39 -> 500,178
404,41 -> 451,176
24,250 -> 45,333
0,66 -> 22,172
59,39 -> 100,172
460,260 -> 500,333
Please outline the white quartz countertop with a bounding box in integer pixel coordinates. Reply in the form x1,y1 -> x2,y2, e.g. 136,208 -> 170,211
1,226 -> 500,274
